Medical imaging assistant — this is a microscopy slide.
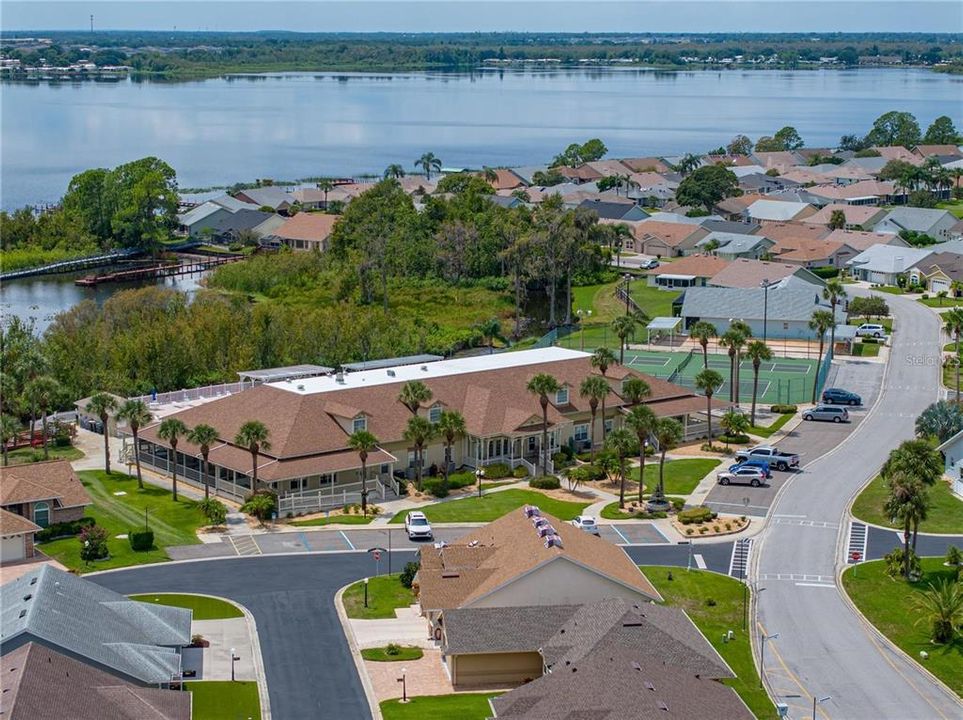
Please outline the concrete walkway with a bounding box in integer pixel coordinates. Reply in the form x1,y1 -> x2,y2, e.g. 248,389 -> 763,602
350,605 -> 433,650
188,617 -> 258,681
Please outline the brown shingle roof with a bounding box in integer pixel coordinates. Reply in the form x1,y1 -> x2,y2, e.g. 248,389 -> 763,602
0,508 -> 40,536
417,509 -> 661,611
806,180 -> 897,202
771,237 -> 851,263
643,254 -> 731,279
823,229 -> 904,251
757,222 -> 829,242
0,461 -> 91,510
272,213 -> 338,243
620,157 -> 672,173
806,204 -> 887,228
634,220 -> 703,247
914,144 -> 963,158
709,258 -> 816,289
1,643 -> 191,720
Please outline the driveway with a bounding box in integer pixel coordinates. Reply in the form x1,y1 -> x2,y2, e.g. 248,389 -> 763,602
752,292 -> 962,720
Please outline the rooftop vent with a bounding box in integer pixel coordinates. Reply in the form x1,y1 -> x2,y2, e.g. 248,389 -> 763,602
18,610 -> 26,619
22,594 -> 31,602
387,369 -> 396,377
441,571 -> 460,578
544,534 -> 563,549
523,505 -> 541,518
533,517 -> 550,529
336,371 -> 345,384
29,577 -> 37,585
420,365 -> 428,371
659,702 -> 669,712
537,524 -> 556,538
297,384 -> 305,391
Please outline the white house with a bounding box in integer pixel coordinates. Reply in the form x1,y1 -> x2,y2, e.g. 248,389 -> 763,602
845,245 -> 935,286
935,430 -> 963,498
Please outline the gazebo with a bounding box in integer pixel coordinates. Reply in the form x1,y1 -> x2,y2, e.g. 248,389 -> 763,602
646,316 -> 683,345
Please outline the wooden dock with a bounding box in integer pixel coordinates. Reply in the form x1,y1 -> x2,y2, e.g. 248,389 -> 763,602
74,256 -> 240,287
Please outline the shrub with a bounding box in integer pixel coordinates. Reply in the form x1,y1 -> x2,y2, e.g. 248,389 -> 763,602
724,522 -> 732,531
685,527 -> 694,536
678,506 -> 713,525
698,526 -> 708,534
446,471 -> 475,490
385,643 -> 401,656
671,498 -> 685,512
35,516 -> 95,543
568,465 -> 604,484
513,465 -> 529,478
424,478 -> 450,498
482,462 -> 511,479
128,528 -> 155,552
945,545 -> 962,567
811,266 -> 840,279
705,598 -> 717,607
884,547 -> 921,578
79,524 -> 109,561
191,634 -> 206,646
922,293 -> 930,300
199,498 -> 227,525
241,491 -> 277,522
552,452 -> 574,470
770,404 -> 797,414
712,525 -> 721,533
530,476 -> 561,490
400,561 -> 419,589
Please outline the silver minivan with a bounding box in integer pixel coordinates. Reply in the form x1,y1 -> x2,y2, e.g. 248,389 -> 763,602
803,405 -> 850,423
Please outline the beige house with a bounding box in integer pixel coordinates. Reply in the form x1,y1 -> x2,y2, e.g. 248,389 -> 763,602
0,461 -> 91,531
771,237 -> 857,269
268,213 -> 338,252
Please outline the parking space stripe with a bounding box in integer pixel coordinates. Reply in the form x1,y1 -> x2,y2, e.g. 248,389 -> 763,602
339,530 -> 356,550
609,525 -> 631,544
694,553 -> 707,570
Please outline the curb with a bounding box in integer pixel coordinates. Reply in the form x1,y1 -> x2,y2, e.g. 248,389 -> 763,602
334,582 -> 383,720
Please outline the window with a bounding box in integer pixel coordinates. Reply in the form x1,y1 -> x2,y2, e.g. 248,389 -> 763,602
352,415 -> 367,433
33,501 -> 50,528
574,424 -> 589,442
604,419 -> 614,434
428,405 -> 442,423
555,387 -> 569,405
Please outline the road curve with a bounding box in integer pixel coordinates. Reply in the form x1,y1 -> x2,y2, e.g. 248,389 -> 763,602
752,292 -> 962,719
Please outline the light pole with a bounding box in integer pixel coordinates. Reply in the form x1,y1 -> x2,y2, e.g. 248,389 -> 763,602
576,309 -> 592,351
398,667 -> 408,703
813,695 -> 831,720
760,278 -> 773,343
363,577 -> 369,608
745,583 -> 765,631
624,273 -> 632,315
230,647 -> 239,682
476,468 -> 485,498
760,631 -> 779,688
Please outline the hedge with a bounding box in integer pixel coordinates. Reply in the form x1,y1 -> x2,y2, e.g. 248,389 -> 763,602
446,471 -> 476,490
35,516 -> 95,543
482,462 -> 511,479
513,465 -> 529,478
568,464 -> 606,483
422,478 -> 450,498
770,404 -> 797,414
678,506 -> 717,525
128,528 -> 155,552
529,476 -> 561,490
810,266 -> 840,279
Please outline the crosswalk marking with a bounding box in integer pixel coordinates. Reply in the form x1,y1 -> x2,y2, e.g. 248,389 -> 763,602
773,518 -> 840,529
761,572 -> 835,583
694,553 -> 707,570
229,535 -> 261,556
846,521 -> 868,563
728,538 -> 752,579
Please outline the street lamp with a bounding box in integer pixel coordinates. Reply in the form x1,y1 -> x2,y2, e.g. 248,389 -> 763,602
476,468 -> 485,498
230,647 -> 239,682
363,577 -> 369,608
624,273 -> 632,315
398,667 -> 408,703
760,631 -> 779,688
760,278 -> 773,343
813,695 -> 831,720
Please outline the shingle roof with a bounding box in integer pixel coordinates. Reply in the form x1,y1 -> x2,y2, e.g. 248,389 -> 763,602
417,509 -> 661,612
877,208 -> 956,234
823,229 -> 905,251
205,208 -> 275,234
0,508 -> 40,536
443,604 -> 578,655
272,212 -> 338,242
708,258 -> 822,289
845,244 -> 935,273
575,199 -> 638,221
1,642 -> 191,720
746,199 -> 814,222
0,461 -> 91,510
756,222 -> 829,242
772,237 -> 851,263
633,220 -> 704,247
0,566 -> 191,685
644,255 -> 731,279
909,252 -> 963,282
235,186 -> 295,208
805,180 -> 896,202
806,204 -> 887,228
682,283 -> 842,323
695,231 -> 773,255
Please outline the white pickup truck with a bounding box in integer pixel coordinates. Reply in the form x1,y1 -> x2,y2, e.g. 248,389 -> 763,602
733,445 -> 800,471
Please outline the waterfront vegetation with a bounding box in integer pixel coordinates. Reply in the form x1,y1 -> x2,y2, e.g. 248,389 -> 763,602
389,488 -> 590,524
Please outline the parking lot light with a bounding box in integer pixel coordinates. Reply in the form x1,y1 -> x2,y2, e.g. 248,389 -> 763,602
363,577 -> 369,608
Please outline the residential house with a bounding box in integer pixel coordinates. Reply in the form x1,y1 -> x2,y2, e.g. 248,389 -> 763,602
703,154 -> 757,167
873,146 -> 922,164
874,208 -> 960,242
200,209 -> 278,243
914,145 -> 963,160
176,202 -> 234,237
841,156 -> 891,175
845,245 -> 935,285
680,279 -> 844,339
487,194 -> 526,210
629,220 -> 707,256
1,642 -> 191,720
0,566 -> 192,686
268,212 -> 339,252
707,258 -> 825,289
620,157 -> 673,173
290,186 -> 354,210
749,150 -> 805,170
557,165 -> 603,184
508,166 -> 550,185
804,180 -> 903,207
770,237 -> 857,269
908,252 -> 963,294
584,160 -> 635,177
745,199 -> 818,225
576,199 -> 649,222
644,254 -> 732,289
823,229 -> 909,252
714,193 -> 767,221
694,231 -> 774,260
487,168 -> 528,191
754,222 -> 829,242
233,186 -> 296,212
0,509 -> 40,564
806,204 -> 889,230
0,461 -> 91,530
935,429 -> 963,498
738,172 -> 800,194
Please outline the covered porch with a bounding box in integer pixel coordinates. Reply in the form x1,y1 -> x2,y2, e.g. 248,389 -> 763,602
464,429 -> 562,477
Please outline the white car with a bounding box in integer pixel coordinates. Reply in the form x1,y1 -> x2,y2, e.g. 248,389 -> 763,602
404,511 -> 433,540
856,323 -> 885,338
717,466 -> 767,487
571,515 -> 600,535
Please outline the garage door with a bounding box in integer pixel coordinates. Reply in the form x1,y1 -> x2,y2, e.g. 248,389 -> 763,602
931,278 -> 950,293
1,535 -> 25,563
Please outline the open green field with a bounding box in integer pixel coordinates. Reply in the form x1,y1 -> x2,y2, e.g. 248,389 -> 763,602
39,470 -> 205,572
130,593 -> 243,620
852,475 -> 963,534
750,412 -> 796,438
343,573 -> 415,620
642,566 -> 777,719
919,296 -> 963,308
630,458 -> 720,495
842,558 -> 962,697
186,681 -> 261,720
630,282 -> 683,318
389,489 -> 590,524
381,693 -> 502,720
5,444 -> 85,465
937,200 -> 963,219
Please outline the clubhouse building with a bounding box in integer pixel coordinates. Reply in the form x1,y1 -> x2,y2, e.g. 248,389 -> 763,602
135,348 -> 726,514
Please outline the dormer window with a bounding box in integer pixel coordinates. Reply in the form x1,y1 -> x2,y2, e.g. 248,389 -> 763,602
352,415 -> 367,433
555,387 -> 569,405
428,404 -> 442,423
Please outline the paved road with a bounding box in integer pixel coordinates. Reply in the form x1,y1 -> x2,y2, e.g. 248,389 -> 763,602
865,524 -> 962,560
753,293 -> 962,720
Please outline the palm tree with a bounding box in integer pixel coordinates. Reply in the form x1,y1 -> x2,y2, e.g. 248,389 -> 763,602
415,152 -> 442,181
729,320 -> 753,405
943,308 -> 963,402
720,409 -> 750,449
694,368 -> 724,442
915,400 -> 963,443
234,420 -> 271,491
625,405 -> 657,504
882,439 -> 944,489
437,410 -> 466,482
117,399 -> 153,489
611,315 -> 636,365
823,278 -> 847,357
157,418 -> 188,501
808,309 -> 836,403
25,376 -> 61,461
689,321 -> 718,369
403,416 -> 435,491
651,418 -> 684,507
606,428 -> 637,508
481,166 -> 499,183
912,578 -> 963,644
591,347 -> 617,442
718,329 -> 744,404
316,178 -> 334,210
398,381 -> 432,415
0,414 -> 20,467
85,392 -> 118,475
579,376 -> 610,461
384,164 -> 406,180
745,340 -> 773,426
474,317 -> 503,354
884,473 -> 928,579
621,376 -> 651,406
187,423 -> 219,500
675,153 -> 702,176
526,373 -> 561,476
349,429 -> 379,516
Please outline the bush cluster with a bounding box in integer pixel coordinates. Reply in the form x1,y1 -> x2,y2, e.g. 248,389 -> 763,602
445,471 -> 476,490
678,506 -> 717,525
529,476 -> 561,490
482,462 -> 511,479
422,478 -> 450,498
513,465 -> 529,479
128,528 -> 155,552
400,561 -> 419,589
35,516 -> 95,543
770,404 -> 797,414
568,464 -> 606,483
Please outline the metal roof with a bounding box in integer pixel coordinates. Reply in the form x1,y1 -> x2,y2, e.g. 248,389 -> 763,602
681,284 -> 844,324
238,364 -> 333,382
647,317 -> 683,331
341,354 -> 444,372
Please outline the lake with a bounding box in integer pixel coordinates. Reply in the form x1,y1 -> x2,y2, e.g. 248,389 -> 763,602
2,68 -> 960,210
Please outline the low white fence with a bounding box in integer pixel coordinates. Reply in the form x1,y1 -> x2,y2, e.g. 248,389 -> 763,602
277,477 -> 394,516
132,381 -> 250,407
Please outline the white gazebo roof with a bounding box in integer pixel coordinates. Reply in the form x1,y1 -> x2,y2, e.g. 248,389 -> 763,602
646,317 -> 683,331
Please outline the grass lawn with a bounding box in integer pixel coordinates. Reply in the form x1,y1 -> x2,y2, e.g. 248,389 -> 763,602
5,444 -> 85,465
842,558 -> 962,697
937,200 -> 963,219
849,315 -> 894,333
642,566 -> 777,719
630,283 -> 682,319
389,489 -> 590,524
130,593 -> 243,620
361,646 -> 424,662
918,296 -> 963,308
630,458 -> 720,495
186,681 -> 261,720
38,470 -> 206,572
343,573 -> 414,620
943,342 -> 962,352
875,286 -> 904,295
851,475 -> 963,534
381,693 -> 502,720
290,513 -> 375,527
571,279 -> 627,327
850,342 -> 881,357
750,412 -> 796,438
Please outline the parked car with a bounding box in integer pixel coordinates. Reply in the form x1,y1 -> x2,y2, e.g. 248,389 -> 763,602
803,405 -> 850,423
821,388 -> 862,406
856,323 -> 885,338
640,258 -> 660,270
717,466 -> 767,487
733,445 -> 800,471
404,511 -> 433,540
571,515 -> 600,535
728,459 -> 772,479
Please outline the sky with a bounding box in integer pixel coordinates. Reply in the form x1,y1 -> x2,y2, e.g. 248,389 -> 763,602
3,1 -> 961,34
